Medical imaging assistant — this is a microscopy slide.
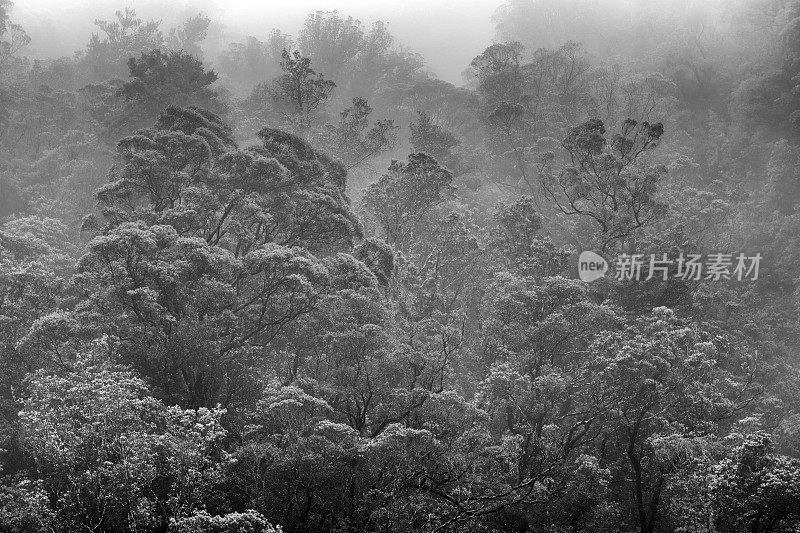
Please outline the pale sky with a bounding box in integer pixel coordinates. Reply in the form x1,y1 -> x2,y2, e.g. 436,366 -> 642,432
13,0 -> 500,84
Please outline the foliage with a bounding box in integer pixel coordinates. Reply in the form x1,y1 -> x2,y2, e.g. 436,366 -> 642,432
363,152 -> 455,248
541,118 -> 668,251
116,49 -> 226,128
169,509 -> 282,533
0,0 -> 29,77
266,49 -> 336,131
709,432 -> 800,533
409,110 -> 460,171
0,3 -> 799,533
83,8 -> 163,81
167,13 -> 210,60
321,97 -> 398,170
17,348 -> 228,531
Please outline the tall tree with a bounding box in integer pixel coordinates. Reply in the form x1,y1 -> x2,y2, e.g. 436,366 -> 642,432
0,0 -> 29,77
541,118 -> 668,252
323,97 -> 398,170
116,49 -> 226,131
27,107 -> 362,407
83,8 -> 163,81
363,153 -> 455,249
260,49 -> 336,133
168,12 -> 210,60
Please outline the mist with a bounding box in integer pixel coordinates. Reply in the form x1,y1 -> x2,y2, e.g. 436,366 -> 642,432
13,0 -> 497,83
1,0 -> 799,532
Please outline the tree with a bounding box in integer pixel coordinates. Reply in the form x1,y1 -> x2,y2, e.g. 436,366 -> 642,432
0,123 -> 111,224
478,274 -> 621,493
353,238 -> 394,285
527,42 -> 592,120
589,308 -> 760,533
83,8 -> 163,81
91,106 -> 361,253
485,100 -> 536,191
67,222 -> 328,407
541,118 -> 668,252
323,97 -> 398,170
469,42 -> 536,191
492,0 -> 713,61
362,153 -> 455,249
0,216 -> 77,479
409,111 -> 460,171
17,349 -> 228,532
469,41 -> 598,193
266,49 -> 336,132
169,510 -> 282,533
78,79 -> 126,138
730,2 -> 800,145
116,49 -> 226,130
298,11 -> 363,89
14,107 -> 363,408
587,65 -> 676,126
766,139 -> 800,214
709,432 -> 800,533
297,12 -> 423,101
492,196 -> 571,278
399,212 -> 483,317
0,0 -> 7,34
349,21 -> 422,98
383,79 -> 477,135
216,31 -> 291,95
0,0 -> 29,77
468,42 -> 526,107
58,108 -> 366,407
168,13 -> 210,60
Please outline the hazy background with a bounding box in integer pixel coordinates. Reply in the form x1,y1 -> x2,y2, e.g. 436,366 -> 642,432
12,0 -> 498,84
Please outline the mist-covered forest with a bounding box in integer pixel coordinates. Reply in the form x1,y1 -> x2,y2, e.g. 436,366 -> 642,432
1,0 -> 800,531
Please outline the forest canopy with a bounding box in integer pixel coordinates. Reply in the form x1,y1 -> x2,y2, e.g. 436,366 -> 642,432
1,1 -> 800,532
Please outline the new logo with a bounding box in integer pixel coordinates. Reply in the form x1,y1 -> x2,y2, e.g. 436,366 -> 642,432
578,251 -> 608,282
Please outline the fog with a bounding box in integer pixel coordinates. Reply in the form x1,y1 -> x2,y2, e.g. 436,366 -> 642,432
2,0 -> 799,532
13,0 -> 497,83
